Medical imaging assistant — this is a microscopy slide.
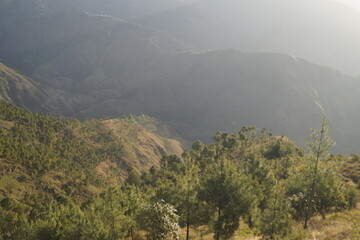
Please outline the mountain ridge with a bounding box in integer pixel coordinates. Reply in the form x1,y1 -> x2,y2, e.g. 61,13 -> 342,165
0,101 -> 183,189
0,9 -> 359,153
138,0 -> 360,76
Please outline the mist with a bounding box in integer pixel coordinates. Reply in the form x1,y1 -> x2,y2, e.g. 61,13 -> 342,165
1,0 -> 360,153
1,1 -> 360,239
334,0 -> 360,12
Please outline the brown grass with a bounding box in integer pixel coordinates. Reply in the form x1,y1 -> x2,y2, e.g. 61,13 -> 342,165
306,207 -> 360,240
176,207 -> 360,240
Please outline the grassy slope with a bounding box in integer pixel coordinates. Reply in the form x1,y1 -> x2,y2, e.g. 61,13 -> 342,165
0,63 -> 46,109
176,206 -> 360,240
0,62 -> 87,116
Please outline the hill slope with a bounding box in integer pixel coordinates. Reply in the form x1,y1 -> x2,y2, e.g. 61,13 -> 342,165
0,0 -> 199,27
0,62 -> 93,117
0,11 -> 187,77
1,11 -> 360,153
0,63 -> 46,109
101,50 -> 359,153
38,0 -> 200,21
0,101 -> 183,200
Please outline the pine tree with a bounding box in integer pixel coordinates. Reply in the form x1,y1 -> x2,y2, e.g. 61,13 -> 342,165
198,159 -> 254,240
301,116 -> 339,228
79,206 -> 107,240
259,182 -> 293,239
97,187 -> 128,240
180,151 -> 202,240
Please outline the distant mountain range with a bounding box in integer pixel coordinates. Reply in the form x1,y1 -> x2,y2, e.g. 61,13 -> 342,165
138,0 -> 360,77
1,1 -> 360,153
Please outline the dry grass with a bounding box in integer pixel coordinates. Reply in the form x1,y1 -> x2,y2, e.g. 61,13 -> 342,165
0,119 -> 14,129
98,119 -> 183,173
178,220 -> 260,240
306,207 -> 360,240
176,207 -> 360,240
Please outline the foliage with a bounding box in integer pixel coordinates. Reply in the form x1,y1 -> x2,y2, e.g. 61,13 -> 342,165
137,200 -> 180,240
0,103 -> 358,240
198,159 -> 255,240
259,184 -> 293,239
0,101 -> 124,187
288,117 -> 346,228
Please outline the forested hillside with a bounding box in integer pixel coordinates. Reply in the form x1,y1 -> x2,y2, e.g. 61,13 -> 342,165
0,101 -> 182,198
1,102 -> 359,239
1,1 -> 360,239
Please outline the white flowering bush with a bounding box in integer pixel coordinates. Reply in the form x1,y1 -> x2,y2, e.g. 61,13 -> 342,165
137,200 -> 180,240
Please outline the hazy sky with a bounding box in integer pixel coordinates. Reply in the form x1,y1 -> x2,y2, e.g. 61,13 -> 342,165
333,0 -> 360,12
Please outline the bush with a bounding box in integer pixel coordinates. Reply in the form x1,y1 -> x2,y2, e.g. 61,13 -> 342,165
137,200 -> 180,240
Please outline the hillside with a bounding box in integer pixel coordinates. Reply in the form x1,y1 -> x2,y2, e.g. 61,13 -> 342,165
139,0 -> 360,76
0,101 -> 183,201
0,11 -> 187,77
0,62 -> 92,117
1,2 -> 360,239
1,11 -> 360,153
0,0 -> 199,27
38,0 -> 200,21
0,63 -> 46,110
118,50 -> 360,153
1,105 -> 359,239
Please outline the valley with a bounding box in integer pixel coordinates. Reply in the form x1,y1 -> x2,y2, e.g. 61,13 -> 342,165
1,0 -> 360,239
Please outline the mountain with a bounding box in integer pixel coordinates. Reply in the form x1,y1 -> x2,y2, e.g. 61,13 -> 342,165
97,49 -> 359,153
1,3 -> 360,239
0,62 -> 94,117
0,10 -> 188,116
138,0 -> 360,77
1,10 -> 360,153
0,62 -> 46,110
38,0 -> 200,20
0,101 -> 183,200
0,0 -> 199,35
0,0 -> 41,41
0,10 -> 187,76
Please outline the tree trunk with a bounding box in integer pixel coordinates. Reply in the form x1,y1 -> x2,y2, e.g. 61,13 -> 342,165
186,179 -> 190,240
214,207 -> 221,240
248,216 -> 253,229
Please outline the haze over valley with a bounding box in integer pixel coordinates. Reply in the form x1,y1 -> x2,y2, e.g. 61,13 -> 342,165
1,0 -> 360,152
1,1 -> 360,239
